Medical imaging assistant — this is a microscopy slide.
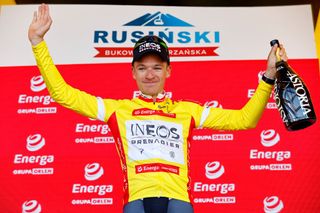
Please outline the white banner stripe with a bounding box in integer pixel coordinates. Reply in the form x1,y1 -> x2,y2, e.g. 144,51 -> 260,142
0,5 -> 316,66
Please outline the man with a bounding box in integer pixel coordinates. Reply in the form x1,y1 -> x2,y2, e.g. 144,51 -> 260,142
28,4 -> 287,213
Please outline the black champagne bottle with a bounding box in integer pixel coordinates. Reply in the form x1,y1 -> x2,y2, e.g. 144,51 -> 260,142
271,39 -> 316,131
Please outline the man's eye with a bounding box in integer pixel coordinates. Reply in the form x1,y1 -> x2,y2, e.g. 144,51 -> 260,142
138,67 -> 145,71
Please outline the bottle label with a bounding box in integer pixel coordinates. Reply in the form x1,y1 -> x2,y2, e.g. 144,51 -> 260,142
286,72 -> 312,116
274,83 -> 288,123
274,68 -> 314,127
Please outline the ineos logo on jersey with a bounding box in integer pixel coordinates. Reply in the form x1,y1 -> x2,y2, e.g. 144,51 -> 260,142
260,129 -> 280,147
127,120 -> 182,142
263,196 -> 284,213
205,161 -> 225,179
22,200 -> 41,213
84,163 -> 104,181
126,120 -> 184,164
26,134 -> 45,152
30,76 -> 46,92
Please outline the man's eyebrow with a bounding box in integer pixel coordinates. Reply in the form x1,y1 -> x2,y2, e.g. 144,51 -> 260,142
136,64 -> 146,67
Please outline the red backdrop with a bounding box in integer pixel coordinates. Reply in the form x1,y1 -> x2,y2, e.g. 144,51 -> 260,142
0,58 -> 319,212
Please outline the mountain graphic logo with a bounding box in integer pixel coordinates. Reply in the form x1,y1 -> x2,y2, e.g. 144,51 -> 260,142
124,12 -> 193,27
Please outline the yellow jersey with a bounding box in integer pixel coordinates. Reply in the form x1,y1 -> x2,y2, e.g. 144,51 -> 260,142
32,41 -> 273,204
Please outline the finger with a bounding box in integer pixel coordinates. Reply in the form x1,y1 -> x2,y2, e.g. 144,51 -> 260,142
44,4 -> 50,22
32,11 -> 37,23
45,4 -> 49,15
279,47 -> 288,61
268,44 -> 278,58
272,44 -> 278,53
38,5 -> 42,20
281,51 -> 288,61
39,4 -> 45,21
278,46 -> 285,56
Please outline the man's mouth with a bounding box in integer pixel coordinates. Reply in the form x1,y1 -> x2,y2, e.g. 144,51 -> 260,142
143,81 -> 158,85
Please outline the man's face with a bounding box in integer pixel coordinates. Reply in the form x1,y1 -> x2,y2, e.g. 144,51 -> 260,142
132,54 -> 171,98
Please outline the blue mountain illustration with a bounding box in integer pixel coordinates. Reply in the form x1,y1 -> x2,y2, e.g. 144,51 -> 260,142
124,12 -> 193,27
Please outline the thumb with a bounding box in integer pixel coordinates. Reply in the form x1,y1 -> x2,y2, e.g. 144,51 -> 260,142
271,44 -> 278,54
268,44 -> 278,59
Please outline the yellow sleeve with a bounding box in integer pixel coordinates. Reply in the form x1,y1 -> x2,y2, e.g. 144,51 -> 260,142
32,41 -> 118,121
200,81 -> 273,130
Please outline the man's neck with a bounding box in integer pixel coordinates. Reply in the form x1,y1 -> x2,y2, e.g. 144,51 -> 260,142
139,91 -> 166,103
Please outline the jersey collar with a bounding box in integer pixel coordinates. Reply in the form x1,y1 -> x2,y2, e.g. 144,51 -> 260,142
138,91 -> 166,103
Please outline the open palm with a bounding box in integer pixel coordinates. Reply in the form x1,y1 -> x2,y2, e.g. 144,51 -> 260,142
28,4 -> 52,46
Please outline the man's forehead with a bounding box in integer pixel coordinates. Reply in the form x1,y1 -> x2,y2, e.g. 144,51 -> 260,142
134,53 -> 165,63
134,61 -> 165,67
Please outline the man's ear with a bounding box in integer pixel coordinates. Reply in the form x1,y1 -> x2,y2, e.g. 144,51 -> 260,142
132,66 -> 136,80
166,65 -> 172,78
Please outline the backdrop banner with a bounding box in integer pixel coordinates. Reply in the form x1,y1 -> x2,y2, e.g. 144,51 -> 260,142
0,4 -> 319,212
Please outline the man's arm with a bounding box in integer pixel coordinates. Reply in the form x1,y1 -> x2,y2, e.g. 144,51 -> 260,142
29,4 -> 112,121
199,43 -> 288,130
198,81 -> 272,130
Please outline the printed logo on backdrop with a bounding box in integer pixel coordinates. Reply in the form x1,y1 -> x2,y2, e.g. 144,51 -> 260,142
193,161 -> 236,205
193,100 -> 234,142
263,196 -> 284,213
72,163 -> 113,205
13,134 -> 54,175
74,118 -> 114,144
247,71 -> 276,109
84,163 -> 104,181
205,161 -> 225,179
93,12 -> 220,61
250,129 -> 292,171
123,12 -> 194,27
26,134 -> 46,152
30,76 -> 46,92
260,129 -> 280,147
22,200 -> 42,213
17,75 -> 57,115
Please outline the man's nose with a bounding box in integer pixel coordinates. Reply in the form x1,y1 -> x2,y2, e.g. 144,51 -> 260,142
145,69 -> 155,79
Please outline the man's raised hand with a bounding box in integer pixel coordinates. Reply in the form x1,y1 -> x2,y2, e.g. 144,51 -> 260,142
28,4 -> 52,46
